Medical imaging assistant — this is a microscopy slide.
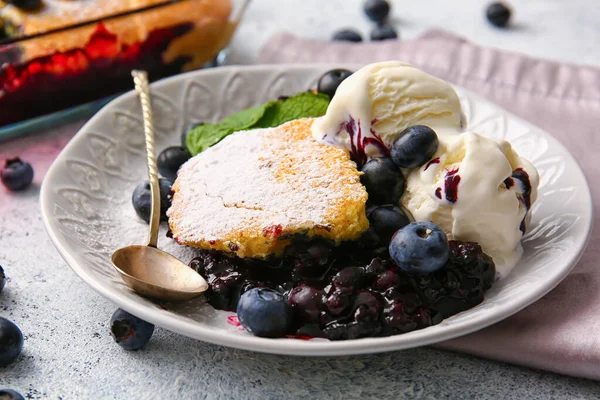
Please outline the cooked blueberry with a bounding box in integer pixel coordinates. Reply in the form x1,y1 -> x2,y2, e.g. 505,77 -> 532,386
5,0 -> 42,11
132,178 -> 173,223
364,257 -> 387,276
323,289 -> 352,316
157,146 -> 191,182
352,291 -> 381,323
370,24 -> 398,41
0,317 -> 23,367
358,227 -> 381,250
110,309 -> 154,351
288,284 -> 323,323
390,222 -> 449,274
332,29 -> 363,42
0,390 -> 25,400
486,2 -> 511,28
1,158 -> 33,192
317,69 -> 353,99
372,270 -> 400,291
291,240 -> 334,280
208,280 -> 234,310
383,301 -> 418,333
367,205 -> 410,245
391,125 -> 439,168
410,241 -> 495,317
331,267 -> 365,291
360,157 -> 405,205
0,265 -> 5,293
237,288 -> 293,337
363,0 -> 390,22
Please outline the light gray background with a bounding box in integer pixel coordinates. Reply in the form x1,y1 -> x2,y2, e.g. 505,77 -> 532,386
1,0 -> 600,398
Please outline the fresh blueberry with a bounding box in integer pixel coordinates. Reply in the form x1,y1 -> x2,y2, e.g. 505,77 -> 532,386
236,287 -> 294,337
1,158 -> 34,192
363,0 -> 390,23
391,125 -> 439,168
389,222 -> 449,274
5,0 -> 42,11
0,390 -> 25,400
332,29 -> 363,42
110,309 -> 154,351
486,2 -> 511,28
0,265 -> 5,293
132,178 -> 173,223
367,205 -> 410,245
0,317 -> 23,367
157,146 -> 191,182
317,69 -> 353,99
181,122 -> 204,147
370,24 -> 398,41
360,157 -> 405,205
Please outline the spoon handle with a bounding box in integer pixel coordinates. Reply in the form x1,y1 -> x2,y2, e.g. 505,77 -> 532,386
132,70 -> 160,248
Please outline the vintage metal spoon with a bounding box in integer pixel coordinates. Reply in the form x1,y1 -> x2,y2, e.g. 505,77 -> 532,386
111,70 -> 208,302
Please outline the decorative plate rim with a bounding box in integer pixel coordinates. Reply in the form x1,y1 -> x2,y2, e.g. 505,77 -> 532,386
40,64 -> 593,356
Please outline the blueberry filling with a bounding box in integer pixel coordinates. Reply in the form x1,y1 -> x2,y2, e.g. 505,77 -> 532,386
443,168 -> 461,203
189,238 -> 495,340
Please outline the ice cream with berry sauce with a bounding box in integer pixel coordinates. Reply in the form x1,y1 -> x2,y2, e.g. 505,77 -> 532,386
400,131 -> 539,278
311,61 -> 465,167
313,61 -> 539,278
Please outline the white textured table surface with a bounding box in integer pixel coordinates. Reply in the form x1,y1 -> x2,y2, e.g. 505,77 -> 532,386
1,1 -> 600,399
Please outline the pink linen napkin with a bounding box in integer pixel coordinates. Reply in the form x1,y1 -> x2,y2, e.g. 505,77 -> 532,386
258,30 -> 600,380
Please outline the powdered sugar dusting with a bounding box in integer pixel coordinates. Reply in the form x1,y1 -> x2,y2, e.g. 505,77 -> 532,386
168,118 -> 369,258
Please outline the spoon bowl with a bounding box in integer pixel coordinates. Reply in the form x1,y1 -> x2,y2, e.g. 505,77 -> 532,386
112,246 -> 208,301
110,70 -> 208,302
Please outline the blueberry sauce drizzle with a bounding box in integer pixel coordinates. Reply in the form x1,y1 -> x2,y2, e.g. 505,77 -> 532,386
340,117 -> 390,167
443,168 -> 461,203
423,157 -> 440,171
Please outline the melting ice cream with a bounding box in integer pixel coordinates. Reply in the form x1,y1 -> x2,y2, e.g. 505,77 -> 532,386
312,61 -> 539,278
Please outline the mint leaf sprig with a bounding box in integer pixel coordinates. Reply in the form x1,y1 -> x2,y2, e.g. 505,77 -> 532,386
186,92 -> 330,156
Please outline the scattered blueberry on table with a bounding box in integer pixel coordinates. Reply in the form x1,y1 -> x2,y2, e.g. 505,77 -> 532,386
389,222 -> 449,275
332,29 -> 363,42
5,0 -> 42,11
132,178 -> 173,223
363,0 -> 391,23
0,389 -> 25,400
370,24 -> 398,41
317,68 -> 353,99
110,309 -> 155,351
391,125 -> 439,168
486,2 -> 512,28
360,157 -> 406,205
0,265 -> 5,293
1,158 -> 34,192
157,146 -> 191,182
236,288 -> 294,338
0,317 -> 24,367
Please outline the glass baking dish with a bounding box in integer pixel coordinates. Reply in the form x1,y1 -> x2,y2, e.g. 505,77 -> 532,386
0,0 -> 248,136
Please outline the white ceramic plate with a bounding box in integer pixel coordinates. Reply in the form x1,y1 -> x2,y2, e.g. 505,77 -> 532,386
40,64 -> 593,356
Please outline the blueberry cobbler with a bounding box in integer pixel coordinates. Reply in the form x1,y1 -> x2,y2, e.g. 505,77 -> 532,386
0,0 -> 236,125
138,62 -> 539,340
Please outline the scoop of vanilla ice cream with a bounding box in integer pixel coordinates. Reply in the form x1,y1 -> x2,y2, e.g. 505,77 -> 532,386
311,61 -> 464,164
401,131 -> 539,278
